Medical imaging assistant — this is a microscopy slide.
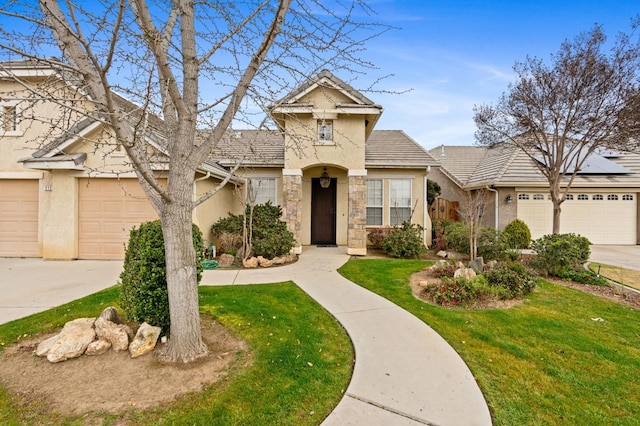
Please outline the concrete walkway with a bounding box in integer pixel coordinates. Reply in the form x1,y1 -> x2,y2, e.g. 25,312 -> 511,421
202,246 -> 492,426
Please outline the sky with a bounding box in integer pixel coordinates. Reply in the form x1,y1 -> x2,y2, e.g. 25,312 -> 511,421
358,0 -> 640,150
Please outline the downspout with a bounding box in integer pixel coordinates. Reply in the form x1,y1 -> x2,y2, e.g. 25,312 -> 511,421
424,166 -> 431,246
486,186 -> 499,229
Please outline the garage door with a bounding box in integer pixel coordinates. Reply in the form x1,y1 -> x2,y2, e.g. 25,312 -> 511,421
0,179 -> 39,257
517,192 -> 637,244
78,178 -> 159,259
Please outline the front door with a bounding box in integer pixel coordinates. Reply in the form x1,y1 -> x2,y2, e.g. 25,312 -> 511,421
311,177 -> 337,245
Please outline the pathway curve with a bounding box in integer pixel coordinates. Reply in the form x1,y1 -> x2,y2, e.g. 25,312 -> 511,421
202,246 -> 492,426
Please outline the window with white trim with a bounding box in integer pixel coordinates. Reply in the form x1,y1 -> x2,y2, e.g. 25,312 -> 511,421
608,194 -> 619,201
317,120 -> 333,143
389,179 -> 412,225
247,178 -> 277,205
623,194 -> 634,201
1,105 -> 19,134
366,179 -> 383,226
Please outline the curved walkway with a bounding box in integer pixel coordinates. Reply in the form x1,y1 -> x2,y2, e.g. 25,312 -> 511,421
202,246 -> 492,426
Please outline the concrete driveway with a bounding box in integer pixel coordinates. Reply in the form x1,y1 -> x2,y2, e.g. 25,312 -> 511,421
0,258 -> 123,325
589,245 -> 640,272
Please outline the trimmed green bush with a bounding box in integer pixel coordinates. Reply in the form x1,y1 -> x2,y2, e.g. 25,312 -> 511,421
367,227 -> 392,249
485,262 -> 537,298
119,220 -> 204,333
503,219 -> 531,249
422,277 -> 478,306
529,233 -> 591,276
557,269 -> 609,286
381,221 -> 426,259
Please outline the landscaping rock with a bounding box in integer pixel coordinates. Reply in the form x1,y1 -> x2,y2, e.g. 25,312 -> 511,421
242,257 -> 259,268
257,256 -> 273,267
454,268 -> 477,281
85,339 -> 111,356
485,260 -> 498,271
98,306 -> 123,324
273,256 -> 286,265
94,316 -> 132,352
430,260 -> 449,270
218,253 -> 235,267
469,257 -> 485,273
455,261 -> 465,270
35,334 -> 59,357
46,318 -> 96,363
437,250 -> 448,258
129,322 -> 161,358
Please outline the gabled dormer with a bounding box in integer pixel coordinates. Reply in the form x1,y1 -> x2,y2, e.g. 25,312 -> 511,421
269,70 -> 383,170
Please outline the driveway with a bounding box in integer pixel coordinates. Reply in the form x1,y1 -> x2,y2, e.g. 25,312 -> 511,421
589,245 -> 640,272
0,258 -> 123,325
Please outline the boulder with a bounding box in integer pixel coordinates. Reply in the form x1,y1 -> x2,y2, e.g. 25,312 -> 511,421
455,261 -> 465,270
46,318 -> 96,363
35,334 -> 59,357
469,257 -> 485,273
129,322 -> 162,358
272,256 -> 286,265
485,260 -> 498,271
437,250 -> 448,258
454,268 -> 477,281
85,339 -> 111,356
218,253 -> 235,267
257,256 -> 273,267
94,316 -> 132,352
98,306 -> 123,324
430,260 -> 449,269
242,257 -> 259,268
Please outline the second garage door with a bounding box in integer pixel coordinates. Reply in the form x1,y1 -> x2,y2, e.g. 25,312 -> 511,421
0,179 -> 39,257
78,178 -> 159,259
517,192 -> 637,244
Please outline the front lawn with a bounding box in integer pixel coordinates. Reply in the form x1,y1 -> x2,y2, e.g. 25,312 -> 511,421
339,259 -> 640,426
0,283 -> 353,425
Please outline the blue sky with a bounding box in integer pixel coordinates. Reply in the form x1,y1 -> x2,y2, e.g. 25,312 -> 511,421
359,0 -> 640,149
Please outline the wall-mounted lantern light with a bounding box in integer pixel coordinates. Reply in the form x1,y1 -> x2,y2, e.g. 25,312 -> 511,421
319,167 -> 331,189
505,194 -> 513,204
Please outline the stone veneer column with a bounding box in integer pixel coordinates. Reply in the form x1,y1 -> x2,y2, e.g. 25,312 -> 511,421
348,169 -> 367,256
282,169 -> 303,254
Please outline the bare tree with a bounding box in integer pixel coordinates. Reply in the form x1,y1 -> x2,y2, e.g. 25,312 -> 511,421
457,189 -> 487,261
474,23 -> 640,234
0,1 -> 388,362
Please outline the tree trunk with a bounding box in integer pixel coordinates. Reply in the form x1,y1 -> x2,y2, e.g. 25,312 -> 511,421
552,202 -> 562,234
158,177 -> 207,363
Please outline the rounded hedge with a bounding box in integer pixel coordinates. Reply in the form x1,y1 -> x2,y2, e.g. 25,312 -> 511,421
119,220 -> 204,334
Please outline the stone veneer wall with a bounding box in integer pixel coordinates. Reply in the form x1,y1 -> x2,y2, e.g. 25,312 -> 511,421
347,173 -> 367,255
282,173 -> 302,254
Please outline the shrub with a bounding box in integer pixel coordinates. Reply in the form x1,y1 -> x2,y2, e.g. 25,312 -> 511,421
529,233 -> 591,276
503,219 -> 531,249
557,269 -> 609,286
441,221 -> 469,254
381,221 -> 426,259
368,227 -> 393,249
485,262 -> 537,298
477,228 -> 511,261
422,278 -> 478,306
211,212 -> 243,236
119,220 -> 204,334
429,263 -> 456,279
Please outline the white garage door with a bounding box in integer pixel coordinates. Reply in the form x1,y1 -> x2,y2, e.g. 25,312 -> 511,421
517,192 -> 637,244
78,178 -> 159,260
0,179 -> 39,257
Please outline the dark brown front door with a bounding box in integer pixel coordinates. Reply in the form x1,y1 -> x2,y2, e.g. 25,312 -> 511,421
311,178 -> 337,245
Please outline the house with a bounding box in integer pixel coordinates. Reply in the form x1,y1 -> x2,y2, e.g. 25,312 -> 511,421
429,143 -> 640,245
0,62 -> 438,259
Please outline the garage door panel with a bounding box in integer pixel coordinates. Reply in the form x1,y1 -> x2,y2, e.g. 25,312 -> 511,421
518,192 -> 636,244
78,178 -> 159,260
0,179 -> 39,257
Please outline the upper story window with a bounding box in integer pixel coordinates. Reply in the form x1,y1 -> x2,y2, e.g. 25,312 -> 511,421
247,178 -> 277,206
390,179 -> 412,226
317,120 -> 333,144
1,104 -> 20,135
366,179 -> 383,226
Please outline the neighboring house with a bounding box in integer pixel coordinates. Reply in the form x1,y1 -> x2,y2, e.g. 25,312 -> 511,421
429,143 -> 640,245
0,63 -> 438,259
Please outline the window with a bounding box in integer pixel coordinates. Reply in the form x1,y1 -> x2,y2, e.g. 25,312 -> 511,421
247,178 -> 277,205
389,179 -> 412,225
565,194 -> 574,201
623,194 -> 634,201
518,194 -> 529,200
1,105 -> 18,133
608,194 -> 619,201
577,194 -> 589,200
366,179 -> 383,226
592,194 -> 603,201
318,120 -> 333,143
533,194 -> 544,200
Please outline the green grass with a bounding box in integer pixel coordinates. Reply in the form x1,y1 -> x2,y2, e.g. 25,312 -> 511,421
339,259 -> 640,426
0,283 -> 353,425
589,262 -> 640,290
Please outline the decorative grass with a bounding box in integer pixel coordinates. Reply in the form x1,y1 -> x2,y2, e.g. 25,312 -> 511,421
339,258 -> 640,426
0,283 -> 353,425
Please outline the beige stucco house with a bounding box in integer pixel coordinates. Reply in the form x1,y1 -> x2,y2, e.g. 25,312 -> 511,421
429,144 -> 640,245
0,63 -> 438,259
